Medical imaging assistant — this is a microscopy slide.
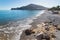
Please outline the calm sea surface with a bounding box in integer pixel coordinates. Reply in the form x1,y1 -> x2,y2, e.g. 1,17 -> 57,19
0,10 -> 43,25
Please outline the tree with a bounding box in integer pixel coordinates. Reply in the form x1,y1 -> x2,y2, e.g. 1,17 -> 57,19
49,5 -> 60,10
57,5 -> 60,10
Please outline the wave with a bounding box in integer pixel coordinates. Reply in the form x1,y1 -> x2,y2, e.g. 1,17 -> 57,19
0,10 -> 45,40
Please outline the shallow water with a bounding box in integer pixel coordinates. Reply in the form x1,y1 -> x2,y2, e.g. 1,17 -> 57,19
0,10 -> 41,25
0,10 -> 45,40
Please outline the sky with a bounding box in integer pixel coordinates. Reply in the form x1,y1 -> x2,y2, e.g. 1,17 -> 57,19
0,0 -> 60,10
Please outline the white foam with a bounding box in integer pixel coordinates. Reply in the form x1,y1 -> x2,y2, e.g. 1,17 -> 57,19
0,10 -> 45,40
36,10 -> 45,17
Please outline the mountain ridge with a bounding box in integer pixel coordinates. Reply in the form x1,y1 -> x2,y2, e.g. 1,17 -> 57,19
11,4 -> 47,10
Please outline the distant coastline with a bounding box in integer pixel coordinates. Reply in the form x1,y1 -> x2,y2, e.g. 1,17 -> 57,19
11,4 -> 47,10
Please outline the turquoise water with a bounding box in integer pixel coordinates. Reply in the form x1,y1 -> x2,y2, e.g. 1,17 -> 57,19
0,10 -> 44,40
0,10 -> 43,25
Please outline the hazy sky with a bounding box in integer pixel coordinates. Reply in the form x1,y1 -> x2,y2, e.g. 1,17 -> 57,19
0,0 -> 60,10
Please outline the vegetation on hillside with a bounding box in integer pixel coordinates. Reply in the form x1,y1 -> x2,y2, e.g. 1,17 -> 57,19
49,5 -> 60,10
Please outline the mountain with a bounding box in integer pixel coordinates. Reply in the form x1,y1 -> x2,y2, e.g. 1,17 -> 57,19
11,4 -> 47,10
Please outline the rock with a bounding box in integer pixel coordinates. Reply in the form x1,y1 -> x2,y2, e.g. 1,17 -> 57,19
57,25 -> 60,30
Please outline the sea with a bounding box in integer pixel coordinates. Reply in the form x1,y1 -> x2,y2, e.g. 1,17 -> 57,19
0,10 -> 45,40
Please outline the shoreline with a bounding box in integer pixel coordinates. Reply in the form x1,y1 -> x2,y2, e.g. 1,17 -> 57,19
30,10 -> 50,28
19,10 -> 46,40
0,10 -> 45,40
20,10 -> 60,40
20,10 -> 48,40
